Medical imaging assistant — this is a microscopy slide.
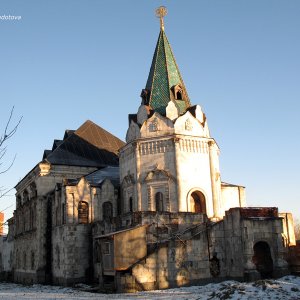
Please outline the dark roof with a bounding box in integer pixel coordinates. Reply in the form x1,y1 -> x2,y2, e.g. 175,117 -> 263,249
65,166 -> 120,188
44,120 -> 125,168
85,166 -> 120,187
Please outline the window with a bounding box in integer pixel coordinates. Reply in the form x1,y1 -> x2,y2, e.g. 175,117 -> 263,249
94,241 -> 101,263
30,207 -> 34,229
23,190 -> 29,203
16,250 -> 20,268
23,252 -> 26,270
56,246 -> 60,269
103,242 -> 110,255
16,196 -> 21,208
31,251 -> 35,270
78,201 -> 88,224
172,84 -> 184,100
176,90 -> 182,100
62,203 -> 66,224
129,197 -> 133,212
155,192 -> 164,212
102,202 -> 113,221
30,183 -> 37,199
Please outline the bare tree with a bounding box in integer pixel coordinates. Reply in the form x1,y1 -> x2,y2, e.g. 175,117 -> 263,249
0,106 -> 22,199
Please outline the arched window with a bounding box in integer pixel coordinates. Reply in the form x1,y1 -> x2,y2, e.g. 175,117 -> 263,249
190,191 -> 206,214
62,203 -> 66,224
155,192 -> 164,212
23,252 -> 26,270
252,241 -> 273,279
102,202 -> 113,221
176,90 -> 182,100
129,197 -> 133,212
94,241 -> 101,263
56,246 -> 60,269
17,195 -> 21,208
30,207 -> 34,229
30,182 -> 37,199
16,250 -> 20,268
23,190 -> 29,203
31,251 -> 35,270
78,201 -> 88,224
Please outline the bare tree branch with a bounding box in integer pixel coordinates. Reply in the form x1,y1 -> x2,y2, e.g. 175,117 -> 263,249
0,106 -> 22,199
0,106 -> 22,148
0,154 -> 16,175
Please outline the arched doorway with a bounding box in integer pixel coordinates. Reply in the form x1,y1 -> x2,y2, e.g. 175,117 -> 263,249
190,191 -> 206,213
252,241 -> 273,279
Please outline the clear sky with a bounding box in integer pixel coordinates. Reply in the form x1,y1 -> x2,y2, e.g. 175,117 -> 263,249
0,0 -> 299,229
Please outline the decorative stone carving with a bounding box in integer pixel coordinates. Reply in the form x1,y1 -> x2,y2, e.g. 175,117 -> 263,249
144,169 -> 170,182
149,117 -> 158,132
39,161 -> 51,176
185,118 -> 193,131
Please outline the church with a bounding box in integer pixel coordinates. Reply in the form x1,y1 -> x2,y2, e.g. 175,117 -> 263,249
0,6 -> 297,292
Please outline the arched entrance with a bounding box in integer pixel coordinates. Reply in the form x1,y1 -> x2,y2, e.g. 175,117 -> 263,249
190,191 -> 206,213
252,241 -> 273,279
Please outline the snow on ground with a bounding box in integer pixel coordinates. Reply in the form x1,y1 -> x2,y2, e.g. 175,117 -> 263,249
0,276 -> 299,299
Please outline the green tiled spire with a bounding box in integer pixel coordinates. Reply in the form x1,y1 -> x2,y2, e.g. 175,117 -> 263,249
144,29 -> 191,115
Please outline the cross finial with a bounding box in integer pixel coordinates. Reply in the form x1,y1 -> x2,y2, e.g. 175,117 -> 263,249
155,6 -> 167,31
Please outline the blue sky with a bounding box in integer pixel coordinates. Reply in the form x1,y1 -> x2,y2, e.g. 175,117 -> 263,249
0,0 -> 299,227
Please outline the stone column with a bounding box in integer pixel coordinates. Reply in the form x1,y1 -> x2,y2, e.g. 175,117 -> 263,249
208,141 -> 220,219
173,137 -> 182,211
134,142 -> 142,211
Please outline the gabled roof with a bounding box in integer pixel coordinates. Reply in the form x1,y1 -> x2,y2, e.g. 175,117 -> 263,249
43,120 -> 125,167
145,29 -> 191,115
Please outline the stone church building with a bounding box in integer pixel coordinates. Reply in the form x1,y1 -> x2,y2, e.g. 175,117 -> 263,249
0,7 -> 297,292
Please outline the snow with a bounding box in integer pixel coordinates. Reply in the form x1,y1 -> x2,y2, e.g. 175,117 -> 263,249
0,276 -> 299,299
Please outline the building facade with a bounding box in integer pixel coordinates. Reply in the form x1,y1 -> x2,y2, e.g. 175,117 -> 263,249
0,7 -> 297,291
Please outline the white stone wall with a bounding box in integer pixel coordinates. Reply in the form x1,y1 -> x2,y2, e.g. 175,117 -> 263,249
221,185 -> 246,217
52,224 -> 91,285
120,108 -> 224,218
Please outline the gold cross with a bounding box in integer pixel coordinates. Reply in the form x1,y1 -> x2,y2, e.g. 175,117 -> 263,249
155,6 -> 167,31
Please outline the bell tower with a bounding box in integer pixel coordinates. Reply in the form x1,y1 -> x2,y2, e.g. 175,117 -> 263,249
119,7 -> 223,220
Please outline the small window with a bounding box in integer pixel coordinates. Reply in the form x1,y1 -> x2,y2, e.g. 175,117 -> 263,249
78,201 -> 89,224
31,251 -> 35,270
155,192 -> 164,212
129,197 -> 133,212
62,203 -> 66,224
103,242 -> 110,255
23,190 -> 29,203
23,252 -> 26,270
56,247 -> 60,269
176,90 -> 182,100
17,196 -> 21,208
172,84 -> 184,100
